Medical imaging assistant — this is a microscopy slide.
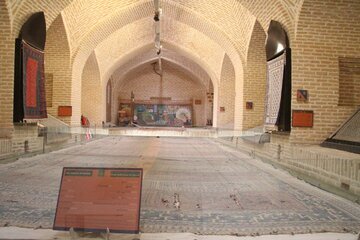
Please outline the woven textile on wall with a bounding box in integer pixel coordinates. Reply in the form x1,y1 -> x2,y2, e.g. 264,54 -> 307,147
22,40 -> 47,119
264,52 -> 286,130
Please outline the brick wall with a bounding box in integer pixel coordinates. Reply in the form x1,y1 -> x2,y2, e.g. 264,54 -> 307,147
1,0 -> 359,145
338,57 -> 360,106
0,2 -> 14,138
116,61 -> 207,126
217,55 -> 235,129
243,21 -> 267,130
81,52 -> 103,126
9,1 -> 72,38
44,14 -> 72,124
291,0 -> 360,144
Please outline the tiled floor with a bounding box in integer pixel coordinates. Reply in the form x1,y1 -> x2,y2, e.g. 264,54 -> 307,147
0,137 -> 359,236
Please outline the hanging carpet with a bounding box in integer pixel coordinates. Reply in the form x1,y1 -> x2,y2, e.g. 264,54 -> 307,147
264,51 -> 286,131
22,40 -> 47,119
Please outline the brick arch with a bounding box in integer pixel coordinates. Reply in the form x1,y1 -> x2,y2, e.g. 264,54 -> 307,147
97,17 -> 225,87
7,0 -> 298,49
112,60 -> 208,126
4,0 -> 301,129
70,1 -> 244,77
7,0 -> 73,37
44,14 -> 72,124
104,41 -> 219,92
218,55 -> 236,129
0,0 -> 13,137
111,50 -> 212,93
106,43 -> 215,126
63,0 -> 250,61
239,0 -> 296,42
69,2 -> 244,126
60,0 -> 298,61
113,60 -> 208,100
81,52 -> 102,126
243,21 -> 267,130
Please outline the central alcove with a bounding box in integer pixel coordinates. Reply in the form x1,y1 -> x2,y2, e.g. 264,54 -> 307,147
110,60 -> 213,127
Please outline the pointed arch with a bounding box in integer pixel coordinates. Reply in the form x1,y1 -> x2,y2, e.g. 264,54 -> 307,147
81,52 -> 103,126
243,21 -> 267,130
217,55 -> 236,129
44,14 -> 72,124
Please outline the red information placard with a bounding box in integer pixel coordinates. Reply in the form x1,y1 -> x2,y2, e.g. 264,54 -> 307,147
58,106 -> 72,116
53,168 -> 143,233
292,110 -> 314,127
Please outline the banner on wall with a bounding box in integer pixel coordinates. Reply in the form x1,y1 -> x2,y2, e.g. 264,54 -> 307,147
118,103 -> 192,127
264,51 -> 286,130
22,40 -> 47,119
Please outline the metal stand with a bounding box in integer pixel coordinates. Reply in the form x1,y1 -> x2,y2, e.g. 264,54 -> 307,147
69,227 -> 111,240
100,227 -> 110,240
69,227 -> 78,240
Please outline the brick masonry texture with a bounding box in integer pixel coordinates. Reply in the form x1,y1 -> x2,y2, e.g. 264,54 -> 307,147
44,14 -> 72,124
218,55 -> 235,129
338,57 -> 360,107
290,0 -> 360,144
81,52 -> 103,126
1,1 -> 360,200
243,21 -> 267,130
0,0 -> 303,136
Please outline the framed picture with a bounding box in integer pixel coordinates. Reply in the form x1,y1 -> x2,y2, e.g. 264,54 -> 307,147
246,102 -> 253,110
297,90 -> 308,102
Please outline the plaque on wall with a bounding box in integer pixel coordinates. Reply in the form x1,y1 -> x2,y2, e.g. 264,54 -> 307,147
246,102 -> 253,110
296,90 -> 308,102
195,100 -> 201,105
292,110 -> 313,127
53,167 -> 143,233
58,106 -> 72,117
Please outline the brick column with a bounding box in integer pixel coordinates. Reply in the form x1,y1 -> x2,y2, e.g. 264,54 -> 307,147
0,3 -> 14,138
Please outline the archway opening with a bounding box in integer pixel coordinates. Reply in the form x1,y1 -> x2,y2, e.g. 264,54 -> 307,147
264,20 -> 291,132
108,60 -> 213,128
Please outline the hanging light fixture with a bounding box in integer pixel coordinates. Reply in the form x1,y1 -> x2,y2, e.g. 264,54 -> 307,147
154,0 -> 162,73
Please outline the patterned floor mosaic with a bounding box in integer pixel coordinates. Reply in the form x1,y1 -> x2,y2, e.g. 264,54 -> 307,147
0,137 -> 359,235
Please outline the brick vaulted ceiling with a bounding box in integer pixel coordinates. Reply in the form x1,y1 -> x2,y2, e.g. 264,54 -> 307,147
5,0 -> 304,85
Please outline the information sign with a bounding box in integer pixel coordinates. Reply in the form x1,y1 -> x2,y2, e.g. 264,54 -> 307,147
53,168 -> 143,233
292,110 -> 314,127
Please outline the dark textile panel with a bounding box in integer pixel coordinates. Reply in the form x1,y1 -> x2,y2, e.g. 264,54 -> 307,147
13,39 -> 24,122
22,40 -> 47,119
13,12 -> 46,122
